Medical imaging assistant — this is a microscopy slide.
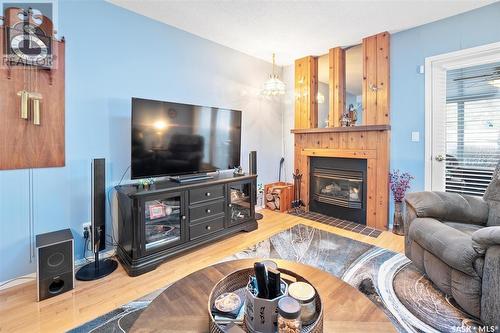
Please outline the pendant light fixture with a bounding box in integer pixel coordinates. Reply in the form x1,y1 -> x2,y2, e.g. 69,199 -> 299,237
262,53 -> 286,96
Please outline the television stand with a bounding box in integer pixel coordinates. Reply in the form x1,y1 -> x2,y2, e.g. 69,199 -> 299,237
115,173 -> 258,276
170,174 -> 213,183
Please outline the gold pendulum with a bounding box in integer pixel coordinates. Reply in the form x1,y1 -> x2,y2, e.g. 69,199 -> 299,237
19,90 -> 29,119
33,99 -> 40,125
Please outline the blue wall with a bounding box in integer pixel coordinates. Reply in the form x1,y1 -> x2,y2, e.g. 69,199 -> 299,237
391,2 -> 500,192
0,0 -> 283,282
3,1 -> 500,282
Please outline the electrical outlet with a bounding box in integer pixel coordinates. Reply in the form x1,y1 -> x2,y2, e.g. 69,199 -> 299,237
82,222 -> 91,237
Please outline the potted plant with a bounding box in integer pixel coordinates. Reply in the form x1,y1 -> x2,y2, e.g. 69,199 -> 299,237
389,170 -> 414,235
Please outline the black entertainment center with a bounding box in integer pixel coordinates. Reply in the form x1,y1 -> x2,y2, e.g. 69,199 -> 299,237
115,173 -> 257,276
113,97 -> 257,276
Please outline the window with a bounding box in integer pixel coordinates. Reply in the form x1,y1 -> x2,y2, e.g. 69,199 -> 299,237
445,62 -> 500,196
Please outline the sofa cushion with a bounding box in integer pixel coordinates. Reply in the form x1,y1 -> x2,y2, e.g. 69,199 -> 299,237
443,222 -> 484,236
406,192 -> 489,225
483,163 -> 500,227
409,218 -> 481,276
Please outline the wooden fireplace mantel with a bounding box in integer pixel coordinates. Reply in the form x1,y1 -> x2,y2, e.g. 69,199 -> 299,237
294,129 -> 389,230
292,31 -> 391,230
291,125 -> 390,134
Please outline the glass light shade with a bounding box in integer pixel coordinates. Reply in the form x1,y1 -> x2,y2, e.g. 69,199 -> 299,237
262,74 -> 286,96
491,78 -> 500,88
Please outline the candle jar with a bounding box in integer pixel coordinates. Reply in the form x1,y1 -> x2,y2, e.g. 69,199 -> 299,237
288,282 -> 317,325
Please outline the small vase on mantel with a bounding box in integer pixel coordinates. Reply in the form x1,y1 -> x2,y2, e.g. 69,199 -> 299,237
392,201 -> 404,236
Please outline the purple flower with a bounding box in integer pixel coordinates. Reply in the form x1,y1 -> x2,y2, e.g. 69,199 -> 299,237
389,170 -> 414,203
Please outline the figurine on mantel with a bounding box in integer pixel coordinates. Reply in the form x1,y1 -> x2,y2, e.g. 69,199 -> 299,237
340,104 -> 358,127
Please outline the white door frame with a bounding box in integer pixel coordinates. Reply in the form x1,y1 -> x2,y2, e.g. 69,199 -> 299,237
424,41 -> 500,191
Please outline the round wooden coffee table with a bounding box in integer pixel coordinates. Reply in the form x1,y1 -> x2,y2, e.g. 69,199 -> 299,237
130,259 -> 395,333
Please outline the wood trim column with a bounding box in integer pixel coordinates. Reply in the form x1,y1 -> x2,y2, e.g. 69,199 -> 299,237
294,56 -> 318,129
328,47 -> 345,127
362,32 -> 390,126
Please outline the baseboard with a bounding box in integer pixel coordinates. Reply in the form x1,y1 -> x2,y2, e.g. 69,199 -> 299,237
0,273 -> 36,291
0,248 -> 117,291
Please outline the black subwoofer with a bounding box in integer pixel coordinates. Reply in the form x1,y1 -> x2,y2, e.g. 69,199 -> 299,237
36,229 -> 74,301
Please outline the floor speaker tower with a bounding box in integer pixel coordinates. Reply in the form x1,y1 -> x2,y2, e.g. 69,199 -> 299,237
76,158 -> 118,281
249,151 -> 263,220
36,229 -> 74,301
249,151 -> 257,175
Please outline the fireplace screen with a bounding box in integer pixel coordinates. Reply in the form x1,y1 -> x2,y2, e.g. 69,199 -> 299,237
312,168 -> 363,209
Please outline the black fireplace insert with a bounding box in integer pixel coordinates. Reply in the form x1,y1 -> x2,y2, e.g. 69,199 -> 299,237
309,157 -> 367,225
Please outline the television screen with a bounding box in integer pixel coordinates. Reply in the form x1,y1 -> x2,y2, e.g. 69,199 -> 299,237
131,98 -> 242,179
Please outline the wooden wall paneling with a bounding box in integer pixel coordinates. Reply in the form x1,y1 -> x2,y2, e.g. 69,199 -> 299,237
0,27 -> 65,170
347,132 -> 367,150
328,133 -> 340,149
294,56 -> 318,129
375,131 -> 390,229
362,32 -> 390,126
310,57 -> 318,128
362,35 -> 378,125
329,47 -> 345,127
376,32 -> 390,125
340,132 -> 349,149
366,158 -> 377,226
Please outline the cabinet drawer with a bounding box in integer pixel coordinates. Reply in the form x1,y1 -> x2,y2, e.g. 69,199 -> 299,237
189,185 -> 225,204
190,200 -> 225,222
190,216 -> 224,240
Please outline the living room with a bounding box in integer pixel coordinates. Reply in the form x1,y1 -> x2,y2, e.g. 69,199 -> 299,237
1,0 -> 500,332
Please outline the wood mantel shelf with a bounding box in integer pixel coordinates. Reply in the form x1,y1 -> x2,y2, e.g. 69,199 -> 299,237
291,125 -> 390,134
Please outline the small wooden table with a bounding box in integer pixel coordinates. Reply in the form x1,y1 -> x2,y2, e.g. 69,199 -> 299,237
130,259 -> 395,333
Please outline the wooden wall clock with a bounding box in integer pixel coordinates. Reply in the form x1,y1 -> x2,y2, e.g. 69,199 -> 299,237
0,6 -> 65,170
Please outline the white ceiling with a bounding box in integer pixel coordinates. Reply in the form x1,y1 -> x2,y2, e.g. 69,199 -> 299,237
108,0 -> 497,65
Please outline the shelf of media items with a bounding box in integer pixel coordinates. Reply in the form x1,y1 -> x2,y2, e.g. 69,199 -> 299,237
115,172 -> 257,276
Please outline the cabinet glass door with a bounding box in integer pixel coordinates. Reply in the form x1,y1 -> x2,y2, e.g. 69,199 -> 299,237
228,181 -> 254,226
144,195 -> 183,251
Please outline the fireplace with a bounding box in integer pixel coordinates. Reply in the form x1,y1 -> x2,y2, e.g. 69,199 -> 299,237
309,157 -> 367,225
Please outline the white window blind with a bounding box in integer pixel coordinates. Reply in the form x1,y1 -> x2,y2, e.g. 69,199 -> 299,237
445,62 -> 500,196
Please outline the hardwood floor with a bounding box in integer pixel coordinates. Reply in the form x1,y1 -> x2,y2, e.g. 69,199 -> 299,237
0,210 -> 404,333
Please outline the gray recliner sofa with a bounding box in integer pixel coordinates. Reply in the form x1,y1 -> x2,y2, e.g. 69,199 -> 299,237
405,169 -> 500,326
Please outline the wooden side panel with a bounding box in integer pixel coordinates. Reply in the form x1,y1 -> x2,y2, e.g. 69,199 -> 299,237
329,47 -> 345,127
375,131 -> 390,229
376,32 -> 390,125
362,32 -> 390,126
0,28 -> 65,170
362,35 -> 378,125
366,158 -> 377,226
310,57 -> 318,128
294,56 -> 318,129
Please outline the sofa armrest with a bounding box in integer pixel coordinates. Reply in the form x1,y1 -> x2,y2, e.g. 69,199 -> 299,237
472,227 -> 500,254
405,191 -> 489,225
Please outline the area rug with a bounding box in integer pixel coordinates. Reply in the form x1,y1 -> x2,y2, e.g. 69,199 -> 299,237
69,224 -> 481,333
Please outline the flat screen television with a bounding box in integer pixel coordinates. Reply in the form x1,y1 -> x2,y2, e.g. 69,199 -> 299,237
131,98 -> 242,179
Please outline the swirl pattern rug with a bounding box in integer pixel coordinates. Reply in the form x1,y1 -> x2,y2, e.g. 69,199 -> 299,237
69,224 -> 480,333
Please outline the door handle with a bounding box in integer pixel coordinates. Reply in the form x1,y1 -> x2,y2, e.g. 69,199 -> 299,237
435,154 -> 445,162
